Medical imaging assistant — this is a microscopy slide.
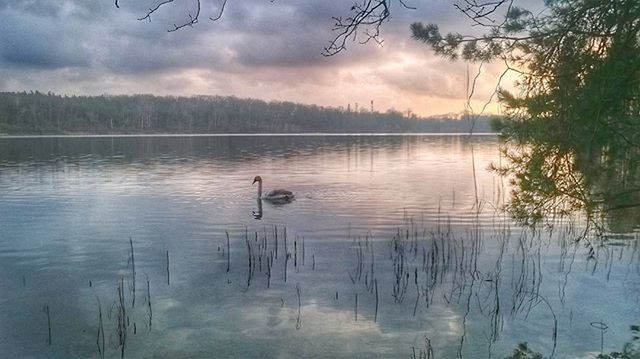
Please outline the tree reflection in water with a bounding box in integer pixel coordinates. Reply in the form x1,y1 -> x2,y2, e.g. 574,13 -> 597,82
492,119 -> 640,234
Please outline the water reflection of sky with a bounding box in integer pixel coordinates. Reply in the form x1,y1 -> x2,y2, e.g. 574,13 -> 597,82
0,135 -> 503,237
0,135 -> 638,358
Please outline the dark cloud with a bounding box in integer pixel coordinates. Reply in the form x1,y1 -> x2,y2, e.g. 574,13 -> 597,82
215,0 -> 346,68
231,27 -> 331,67
96,33 -> 225,74
0,0 -> 421,73
0,9 -> 91,69
3,0 -> 113,21
0,0 -> 538,115
3,0 -> 66,18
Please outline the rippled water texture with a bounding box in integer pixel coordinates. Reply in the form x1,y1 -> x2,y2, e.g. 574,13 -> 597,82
0,135 -> 638,358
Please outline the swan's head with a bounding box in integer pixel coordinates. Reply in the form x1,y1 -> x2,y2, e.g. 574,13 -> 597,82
252,176 -> 262,185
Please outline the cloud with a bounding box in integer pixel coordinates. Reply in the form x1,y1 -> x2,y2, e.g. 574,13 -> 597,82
0,0 -> 523,116
0,8 -> 92,69
378,61 -> 467,99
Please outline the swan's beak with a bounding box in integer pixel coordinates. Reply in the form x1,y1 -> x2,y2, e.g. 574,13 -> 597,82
252,178 -> 257,185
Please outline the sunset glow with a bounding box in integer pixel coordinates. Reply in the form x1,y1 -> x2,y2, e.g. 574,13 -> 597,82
0,0 -> 532,116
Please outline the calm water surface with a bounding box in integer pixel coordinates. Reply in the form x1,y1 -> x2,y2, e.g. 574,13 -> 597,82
0,135 -> 638,358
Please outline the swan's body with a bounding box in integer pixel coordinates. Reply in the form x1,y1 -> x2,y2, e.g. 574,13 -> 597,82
253,176 -> 295,203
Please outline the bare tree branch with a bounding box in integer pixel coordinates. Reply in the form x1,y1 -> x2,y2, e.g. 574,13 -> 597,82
323,0 -> 416,56
125,0 -> 420,54
454,0 -> 510,27
138,0 -> 175,22
137,0 -> 202,32
209,0 -> 228,21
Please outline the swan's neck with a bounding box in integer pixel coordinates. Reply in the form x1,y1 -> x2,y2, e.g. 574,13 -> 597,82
257,181 -> 262,199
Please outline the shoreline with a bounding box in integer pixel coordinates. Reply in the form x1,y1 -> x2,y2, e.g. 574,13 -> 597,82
0,132 -> 499,139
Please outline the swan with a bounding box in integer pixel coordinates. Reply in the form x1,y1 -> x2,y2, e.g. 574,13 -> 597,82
252,176 -> 295,203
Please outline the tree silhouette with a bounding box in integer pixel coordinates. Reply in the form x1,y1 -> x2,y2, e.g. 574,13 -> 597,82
413,0 -> 640,230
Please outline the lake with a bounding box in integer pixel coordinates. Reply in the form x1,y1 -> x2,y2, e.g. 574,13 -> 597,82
0,134 -> 638,358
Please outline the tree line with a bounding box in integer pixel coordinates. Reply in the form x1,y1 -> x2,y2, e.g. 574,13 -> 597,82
0,92 -> 496,135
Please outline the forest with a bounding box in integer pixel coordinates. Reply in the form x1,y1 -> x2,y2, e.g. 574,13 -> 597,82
0,92 -> 495,135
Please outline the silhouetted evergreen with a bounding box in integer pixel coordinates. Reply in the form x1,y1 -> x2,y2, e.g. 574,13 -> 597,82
415,0 -> 640,231
0,92 -> 495,135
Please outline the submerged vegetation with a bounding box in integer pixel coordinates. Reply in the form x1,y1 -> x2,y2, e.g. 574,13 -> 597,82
597,325 -> 640,359
505,325 -> 640,359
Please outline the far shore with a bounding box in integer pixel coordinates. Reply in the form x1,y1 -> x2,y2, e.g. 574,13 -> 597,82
0,132 -> 499,139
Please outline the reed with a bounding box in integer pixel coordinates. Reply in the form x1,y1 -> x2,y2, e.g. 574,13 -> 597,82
226,231 -> 230,273
295,283 -> 302,330
349,236 -> 366,284
131,212 -> 596,357
145,277 -> 152,330
245,234 -> 256,288
591,321 -> 609,355
263,226 -> 268,252
274,225 -> 278,259
284,245 -> 289,283
374,279 -> 379,322
115,278 -> 127,358
266,252 -> 272,288
166,250 -> 170,286
354,293 -> 358,321
411,337 -> 434,359
96,298 -> 105,359
391,229 -> 409,303
365,239 -> 375,294
128,237 -> 136,307
413,268 -> 419,317
44,304 -> 51,346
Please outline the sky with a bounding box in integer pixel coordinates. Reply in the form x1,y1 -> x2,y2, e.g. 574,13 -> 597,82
0,0 -> 535,117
